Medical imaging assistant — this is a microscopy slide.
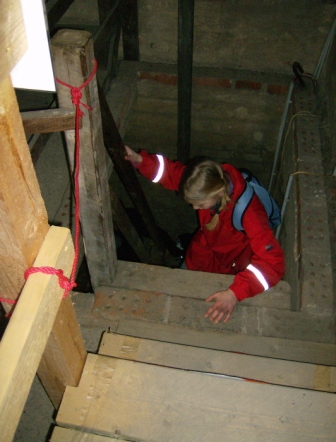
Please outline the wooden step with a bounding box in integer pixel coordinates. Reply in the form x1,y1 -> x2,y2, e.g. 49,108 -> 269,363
99,332 -> 336,392
108,260 -> 291,309
93,261 -> 335,344
56,352 -> 336,442
51,426 -> 120,441
115,319 -> 336,366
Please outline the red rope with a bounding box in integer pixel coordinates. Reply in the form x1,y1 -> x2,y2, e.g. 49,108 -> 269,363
1,59 -> 98,310
54,58 -> 98,290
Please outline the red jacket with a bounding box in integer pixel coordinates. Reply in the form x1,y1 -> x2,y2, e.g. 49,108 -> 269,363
136,151 -> 285,301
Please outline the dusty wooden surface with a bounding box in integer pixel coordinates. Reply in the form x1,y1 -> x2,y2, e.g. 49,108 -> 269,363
37,294 -> 87,408
51,29 -> 117,289
115,319 -> 336,366
0,227 -> 75,441
0,0 -> 27,84
21,108 -> 76,135
99,332 -> 336,392
0,76 -> 49,304
108,260 -> 291,309
51,426 -> 120,441
57,352 -> 336,442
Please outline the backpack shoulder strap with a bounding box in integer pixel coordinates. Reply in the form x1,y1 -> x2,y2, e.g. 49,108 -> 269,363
232,181 -> 254,231
233,170 -> 281,231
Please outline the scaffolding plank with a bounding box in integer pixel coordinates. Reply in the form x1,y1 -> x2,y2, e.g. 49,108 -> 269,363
99,332 -> 336,392
21,108 -> 76,135
51,426 -> 120,441
0,0 -> 27,84
57,353 -> 336,442
0,226 -> 75,442
106,260 -> 291,309
116,319 -> 336,366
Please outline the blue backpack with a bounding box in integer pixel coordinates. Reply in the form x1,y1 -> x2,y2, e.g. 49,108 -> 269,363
232,169 -> 281,231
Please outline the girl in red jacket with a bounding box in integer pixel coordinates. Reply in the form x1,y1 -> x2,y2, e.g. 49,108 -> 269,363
125,146 -> 285,324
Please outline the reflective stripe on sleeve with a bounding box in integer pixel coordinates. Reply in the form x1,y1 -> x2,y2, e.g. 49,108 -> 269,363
152,154 -> 165,183
246,264 -> 269,291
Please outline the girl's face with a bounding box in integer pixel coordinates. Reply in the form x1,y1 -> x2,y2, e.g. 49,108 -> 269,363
191,191 -> 224,210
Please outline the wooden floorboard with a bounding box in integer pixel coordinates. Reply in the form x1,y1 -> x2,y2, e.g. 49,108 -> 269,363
106,260 -> 291,309
116,319 -> 336,365
99,332 -> 336,392
50,426 -> 121,441
57,353 -> 336,442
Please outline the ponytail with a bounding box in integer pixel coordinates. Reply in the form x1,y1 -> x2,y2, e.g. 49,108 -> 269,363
179,157 -> 230,231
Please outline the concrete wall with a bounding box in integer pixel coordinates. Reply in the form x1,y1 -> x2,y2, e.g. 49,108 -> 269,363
138,0 -> 335,74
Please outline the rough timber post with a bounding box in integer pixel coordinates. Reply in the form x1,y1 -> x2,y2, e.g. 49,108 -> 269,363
0,75 -> 87,408
51,29 -> 117,289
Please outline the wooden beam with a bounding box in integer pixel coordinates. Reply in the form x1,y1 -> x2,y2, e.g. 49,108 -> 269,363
109,185 -> 153,264
51,426 -> 120,441
0,76 -> 49,306
51,29 -> 117,289
177,0 -> 194,162
37,293 -> 87,408
0,74 -> 86,410
0,0 -> 27,85
0,226 -> 80,442
116,319 -> 336,366
21,108 -> 76,135
98,83 -> 180,263
100,332 -> 336,392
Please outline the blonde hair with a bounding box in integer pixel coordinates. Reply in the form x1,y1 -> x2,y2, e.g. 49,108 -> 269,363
179,157 -> 230,231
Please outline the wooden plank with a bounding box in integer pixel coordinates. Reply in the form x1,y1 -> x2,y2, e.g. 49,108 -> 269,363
109,185 -> 153,263
98,85 -> 181,263
51,29 -> 117,289
116,319 -> 336,366
105,260 -> 291,309
99,332 -> 336,392
0,226 -> 74,442
21,108 -> 76,135
0,75 -> 86,409
57,353 -> 336,442
51,426 -> 121,441
0,0 -> 27,84
37,293 -> 87,408
0,75 -> 49,307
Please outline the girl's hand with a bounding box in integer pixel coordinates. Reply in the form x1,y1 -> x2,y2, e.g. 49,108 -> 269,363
205,289 -> 237,323
124,145 -> 142,165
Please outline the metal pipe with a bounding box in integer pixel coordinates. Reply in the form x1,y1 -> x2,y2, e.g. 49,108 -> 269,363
314,17 -> 336,79
268,82 -> 294,194
275,173 -> 293,240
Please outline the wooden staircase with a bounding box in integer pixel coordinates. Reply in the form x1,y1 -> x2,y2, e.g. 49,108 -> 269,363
51,329 -> 336,441
47,260 -> 336,442
1,228 -> 335,441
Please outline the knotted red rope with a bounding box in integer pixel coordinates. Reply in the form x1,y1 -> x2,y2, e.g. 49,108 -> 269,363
0,59 -> 98,310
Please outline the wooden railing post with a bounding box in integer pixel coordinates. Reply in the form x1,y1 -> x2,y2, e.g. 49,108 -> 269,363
0,75 -> 87,408
51,29 -> 118,289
